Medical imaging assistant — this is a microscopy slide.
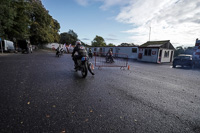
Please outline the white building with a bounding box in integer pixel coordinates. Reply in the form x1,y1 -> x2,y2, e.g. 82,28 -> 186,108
45,43 -> 61,50
116,46 -> 138,59
89,46 -> 138,59
138,40 -> 175,63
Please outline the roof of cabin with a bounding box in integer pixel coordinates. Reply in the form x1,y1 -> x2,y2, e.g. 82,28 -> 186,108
140,40 -> 170,47
140,40 -> 175,50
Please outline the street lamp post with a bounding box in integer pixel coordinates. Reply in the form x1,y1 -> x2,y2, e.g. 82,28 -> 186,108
149,27 -> 151,41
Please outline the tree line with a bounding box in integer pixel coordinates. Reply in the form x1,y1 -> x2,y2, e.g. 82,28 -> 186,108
174,46 -> 194,57
0,0 -> 60,45
59,32 -> 137,47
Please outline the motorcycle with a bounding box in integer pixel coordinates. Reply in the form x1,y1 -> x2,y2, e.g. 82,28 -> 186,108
74,56 -> 94,78
105,54 -> 114,63
56,48 -> 64,57
60,48 -> 64,55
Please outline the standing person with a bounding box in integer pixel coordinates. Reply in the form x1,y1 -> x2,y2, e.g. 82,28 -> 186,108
107,49 -> 113,57
29,43 -> 33,53
71,41 -> 87,69
88,48 -> 93,58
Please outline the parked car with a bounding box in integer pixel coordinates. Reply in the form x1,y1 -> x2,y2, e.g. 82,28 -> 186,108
173,54 -> 193,68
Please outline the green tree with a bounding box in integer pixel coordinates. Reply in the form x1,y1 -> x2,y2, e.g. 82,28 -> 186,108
68,29 -> 78,39
11,0 -> 30,40
0,0 -> 16,39
91,35 -> 106,47
184,46 -> 194,55
0,0 -> 60,45
119,43 -> 135,46
59,30 -> 78,45
51,19 -> 60,42
108,43 -> 115,46
174,46 -> 194,57
174,46 -> 184,57
29,0 -> 60,45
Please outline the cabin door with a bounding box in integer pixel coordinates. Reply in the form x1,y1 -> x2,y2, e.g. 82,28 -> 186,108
158,50 -> 162,62
170,51 -> 173,62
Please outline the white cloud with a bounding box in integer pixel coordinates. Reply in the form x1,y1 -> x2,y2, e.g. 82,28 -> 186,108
75,0 -> 89,6
75,0 -> 200,47
75,0 -> 129,9
98,0 -> 130,10
116,0 -> 200,47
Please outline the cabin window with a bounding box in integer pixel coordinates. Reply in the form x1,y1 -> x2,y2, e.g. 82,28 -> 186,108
164,51 -> 169,58
144,49 -> 152,56
100,48 -> 102,52
132,48 -> 137,53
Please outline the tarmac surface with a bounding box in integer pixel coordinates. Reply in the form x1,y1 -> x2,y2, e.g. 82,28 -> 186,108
0,50 -> 200,133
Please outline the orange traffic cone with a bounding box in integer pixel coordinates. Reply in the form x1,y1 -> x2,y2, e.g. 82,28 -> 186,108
91,64 -> 94,70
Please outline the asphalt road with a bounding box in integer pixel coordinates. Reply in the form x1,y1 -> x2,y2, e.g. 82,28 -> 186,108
0,50 -> 200,133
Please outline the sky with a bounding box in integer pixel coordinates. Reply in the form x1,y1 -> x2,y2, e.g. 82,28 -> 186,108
41,0 -> 200,47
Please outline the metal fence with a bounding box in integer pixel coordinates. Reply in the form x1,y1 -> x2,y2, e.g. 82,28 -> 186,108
94,52 -> 128,68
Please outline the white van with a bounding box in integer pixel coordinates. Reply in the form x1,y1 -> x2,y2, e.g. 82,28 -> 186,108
0,40 -> 15,52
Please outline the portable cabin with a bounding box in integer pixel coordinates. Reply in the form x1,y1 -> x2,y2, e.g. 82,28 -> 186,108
116,46 -> 138,59
138,40 -> 175,63
89,47 -> 100,56
0,40 -> 15,52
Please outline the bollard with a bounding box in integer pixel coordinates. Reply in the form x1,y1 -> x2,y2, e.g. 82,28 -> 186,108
128,65 -> 130,70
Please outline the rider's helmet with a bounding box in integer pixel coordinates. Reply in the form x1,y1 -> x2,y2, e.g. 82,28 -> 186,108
75,41 -> 81,46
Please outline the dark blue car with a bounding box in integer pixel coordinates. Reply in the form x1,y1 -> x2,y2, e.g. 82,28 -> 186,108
173,54 -> 193,68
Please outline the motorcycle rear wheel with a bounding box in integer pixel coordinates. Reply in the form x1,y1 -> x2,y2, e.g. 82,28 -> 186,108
88,62 -> 94,75
81,63 -> 88,78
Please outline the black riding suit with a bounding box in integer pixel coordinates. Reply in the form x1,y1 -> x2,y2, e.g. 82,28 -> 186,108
56,47 -> 60,55
72,45 -> 87,67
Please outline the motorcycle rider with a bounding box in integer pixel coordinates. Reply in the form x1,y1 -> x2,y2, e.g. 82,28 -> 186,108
106,48 -> 114,62
72,41 -> 87,69
56,45 -> 61,56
